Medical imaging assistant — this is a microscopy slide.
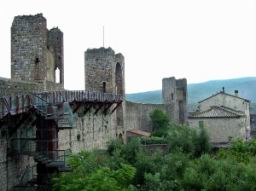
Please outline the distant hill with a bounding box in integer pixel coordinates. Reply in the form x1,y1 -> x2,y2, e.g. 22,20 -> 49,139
126,77 -> 256,110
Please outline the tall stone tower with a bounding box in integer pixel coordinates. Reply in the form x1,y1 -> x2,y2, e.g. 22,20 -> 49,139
47,28 -> 64,84
84,47 -> 125,137
11,14 -> 64,88
11,14 -> 47,82
84,47 -> 125,95
162,77 -> 187,123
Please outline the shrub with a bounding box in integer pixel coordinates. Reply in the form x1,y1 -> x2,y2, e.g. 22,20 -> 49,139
150,109 -> 169,137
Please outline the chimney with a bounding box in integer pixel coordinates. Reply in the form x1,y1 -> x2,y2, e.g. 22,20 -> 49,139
234,90 -> 239,96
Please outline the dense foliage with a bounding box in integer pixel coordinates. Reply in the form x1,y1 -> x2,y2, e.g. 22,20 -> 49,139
53,110 -> 256,191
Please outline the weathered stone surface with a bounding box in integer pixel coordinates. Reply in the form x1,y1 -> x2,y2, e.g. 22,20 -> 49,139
0,13 -> 188,191
84,47 -> 125,95
11,13 -> 64,89
188,92 -> 250,143
162,77 -> 187,123
125,101 -> 166,132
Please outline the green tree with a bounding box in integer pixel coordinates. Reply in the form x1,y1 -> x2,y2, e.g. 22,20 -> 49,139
150,109 -> 169,137
193,127 -> 211,157
52,151 -> 136,191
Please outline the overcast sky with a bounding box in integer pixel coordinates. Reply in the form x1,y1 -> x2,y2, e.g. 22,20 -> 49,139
0,0 -> 255,93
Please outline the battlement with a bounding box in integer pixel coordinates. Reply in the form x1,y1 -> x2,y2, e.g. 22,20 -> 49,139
86,47 -> 115,56
12,13 -> 46,24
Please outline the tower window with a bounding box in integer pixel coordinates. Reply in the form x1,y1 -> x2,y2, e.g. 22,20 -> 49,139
103,82 -> 106,93
55,67 -> 60,83
35,57 -> 40,64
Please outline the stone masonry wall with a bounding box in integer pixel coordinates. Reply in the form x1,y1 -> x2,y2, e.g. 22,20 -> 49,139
188,117 -> 247,143
0,117 -> 37,191
58,108 -> 116,152
47,28 -> 64,86
0,78 -> 64,97
0,77 -> 44,97
11,14 -> 48,82
125,101 -> 166,132
162,77 -> 187,123
199,93 -> 250,136
85,48 -> 116,93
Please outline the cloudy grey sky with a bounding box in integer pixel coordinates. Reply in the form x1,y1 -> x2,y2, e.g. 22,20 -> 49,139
0,0 -> 255,93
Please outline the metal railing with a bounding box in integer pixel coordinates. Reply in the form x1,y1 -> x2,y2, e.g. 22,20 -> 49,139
10,138 -> 71,169
0,90 -> 123,119
18,165 -> 37,186
38,149 -> 71,164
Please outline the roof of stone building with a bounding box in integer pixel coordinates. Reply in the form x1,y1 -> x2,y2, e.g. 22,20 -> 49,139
198,91 -> 250,103
188,106 -> 245,119
126,129 -> 151,137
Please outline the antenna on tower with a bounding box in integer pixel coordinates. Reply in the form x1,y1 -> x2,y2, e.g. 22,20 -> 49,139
103,26 -> 105,47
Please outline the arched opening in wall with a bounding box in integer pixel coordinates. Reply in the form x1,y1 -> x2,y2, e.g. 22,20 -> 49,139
115,63 -> 124,129
102,82 -> 106,93
55,67 -> 60,84
115,63 -> 123,95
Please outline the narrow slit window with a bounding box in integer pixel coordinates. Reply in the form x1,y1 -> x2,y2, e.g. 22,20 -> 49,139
103,82 -> 106,93
55,67 -> 60,83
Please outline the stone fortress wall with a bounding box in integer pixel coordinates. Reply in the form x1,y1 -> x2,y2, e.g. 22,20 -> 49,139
125,77 -> 187,132
0,13 -> 187,191
0,14 -> 65,191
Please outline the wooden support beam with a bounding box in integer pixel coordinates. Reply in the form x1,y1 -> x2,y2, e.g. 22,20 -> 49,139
111,102 -> 122,114
94,104 -> 104,115
103,103 -> 113,115
73,102 -> 82,113
83,104 -> 92,115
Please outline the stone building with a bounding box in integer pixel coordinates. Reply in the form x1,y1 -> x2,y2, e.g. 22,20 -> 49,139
188,89 -> 250,145
250,114 -> 256,137
162,77 -> 187,124
11,14 -> 64,88
0,13 -> 188,191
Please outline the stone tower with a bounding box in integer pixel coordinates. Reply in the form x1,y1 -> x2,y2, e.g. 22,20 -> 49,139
11,14 -> 64,88
84,47 -> 125,95
162,77 -> 187,123
11,14 -> 47,82
84,47 -> 125,137
47,28 -> 64,84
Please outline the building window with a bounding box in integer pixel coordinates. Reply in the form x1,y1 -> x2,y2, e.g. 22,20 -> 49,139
55,67 -> 60,83
35,57 -> 40,64
171,93 -> 174,100
103,82 -> 106,93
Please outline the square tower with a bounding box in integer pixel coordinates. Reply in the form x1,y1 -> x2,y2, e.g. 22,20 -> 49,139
11,14 -> 64,88
162,77 -> 187,123
11,14 -> 47,82
84,47 -> 125,95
